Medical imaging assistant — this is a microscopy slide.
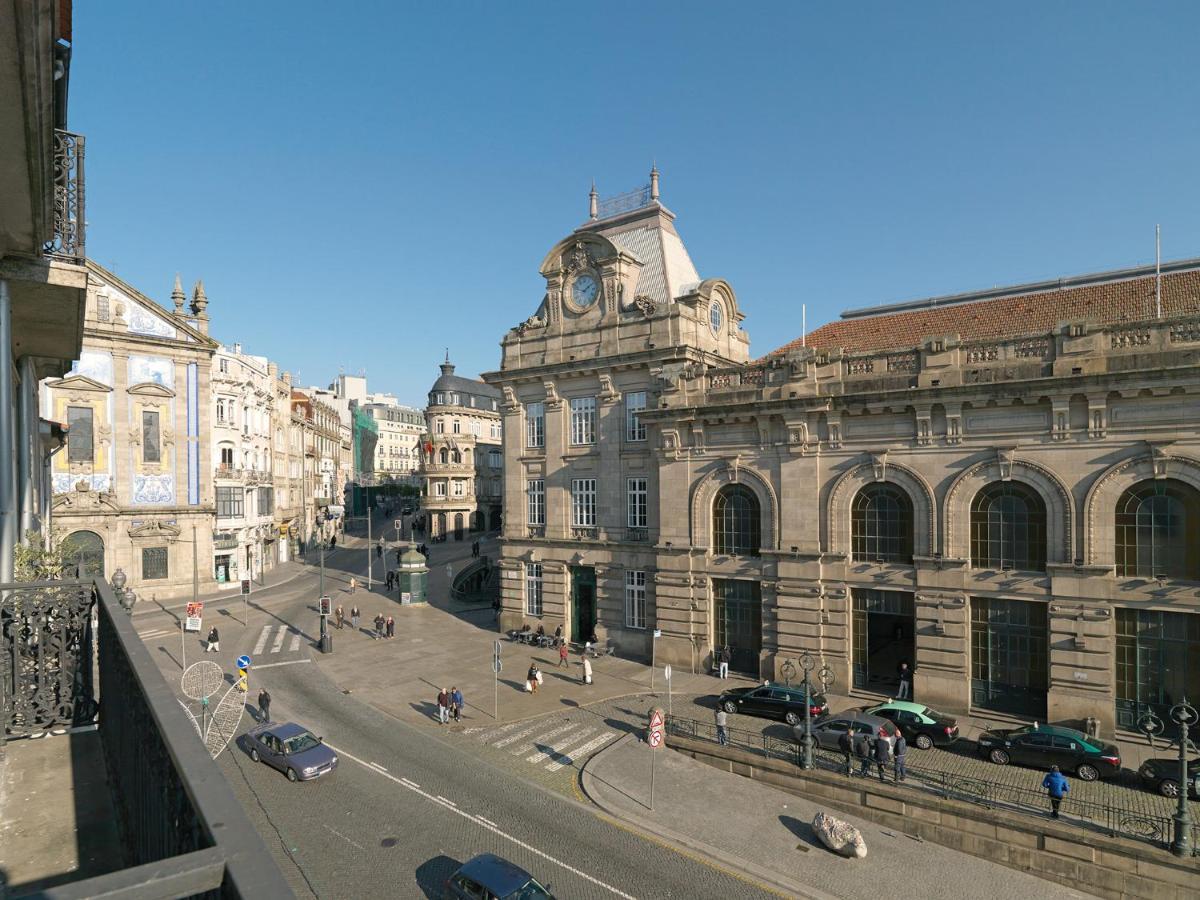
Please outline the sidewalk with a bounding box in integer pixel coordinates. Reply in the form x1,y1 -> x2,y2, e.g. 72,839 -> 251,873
581,734 -> 1089,900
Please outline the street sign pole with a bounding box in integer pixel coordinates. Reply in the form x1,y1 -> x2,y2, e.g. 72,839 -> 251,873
181,619 -> 186,670
493,640 -> 502,722
367,507 -> 373,590
665,664 -> 672,720
647,707 -> 665,811
651,629 -> 661,695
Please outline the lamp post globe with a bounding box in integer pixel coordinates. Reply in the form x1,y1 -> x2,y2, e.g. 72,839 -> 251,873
111,567 -> 127,593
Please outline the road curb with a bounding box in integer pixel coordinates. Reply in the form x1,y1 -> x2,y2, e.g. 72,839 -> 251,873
578,733 -> 837,900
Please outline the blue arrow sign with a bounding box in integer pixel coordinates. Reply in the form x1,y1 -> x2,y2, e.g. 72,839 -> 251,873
236,655 -> 251,669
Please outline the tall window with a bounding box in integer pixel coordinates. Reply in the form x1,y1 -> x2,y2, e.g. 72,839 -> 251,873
851,484 -> 913,563
1115,480 -> 1200,579
569,397 -> 596,446
216,399 -> 226,423
452,420 -> 461,434
625,570 -> 647,629
434,482 -> 446,497
625,391 -> 647,442
439,447 -> 449,464
488,449 -> 502,468
142,410 -> 161,463
627,477 -> 648,528
527,479 -> 545,525
526,402 -> 545,448
259,487 -> 274,515
713,484 -> 761,556
452,480 -> 465,497
216,486 -> 243,518
142,547 -> 169,580
970,482 -> 1046,571
525,563 -> 543,616
67,406 -> 94,462
571,478 -> 597,527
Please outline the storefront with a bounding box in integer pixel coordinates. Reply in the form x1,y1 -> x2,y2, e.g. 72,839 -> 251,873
970,596 -> 1048,719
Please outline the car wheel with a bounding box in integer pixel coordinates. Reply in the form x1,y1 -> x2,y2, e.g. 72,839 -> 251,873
914,734 -> 933,750
989,748 -> 1010,766
249,748 -> 260,763
286,767 -> 299,782
1159,779 -> 1180,798
785,711 -> 801,726
723,701 -> 737,714
1076,763 -> 1099,782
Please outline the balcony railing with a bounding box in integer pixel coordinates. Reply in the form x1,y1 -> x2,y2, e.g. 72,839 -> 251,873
624,527 -> 649,543
571,526 -> 599,541
526,525 -> 545,539
44,129 -> 86,263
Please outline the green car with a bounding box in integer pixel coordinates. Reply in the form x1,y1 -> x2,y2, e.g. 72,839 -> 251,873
864,700 -> 959,750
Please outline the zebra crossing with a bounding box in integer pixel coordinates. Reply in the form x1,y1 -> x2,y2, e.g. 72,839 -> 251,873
468,718 -> 620,774
135,622 -> 304,657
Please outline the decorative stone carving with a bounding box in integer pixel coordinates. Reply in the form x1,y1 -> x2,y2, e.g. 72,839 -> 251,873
869,450 -> 888,482
501,386 -> 518,410
128,520 -> 182,541
565,240 -> 592,273
915,408 -> 932,446
598,374 -> 619,402
997,447 -> 1017,481
542,380 -> 561,408
632,294 -> 657,318
1147,441 -> 1173,479
515,313 -> 545,334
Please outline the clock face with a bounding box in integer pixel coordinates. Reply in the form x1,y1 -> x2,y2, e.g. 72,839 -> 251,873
573,274 -> 599,308
709,301 -> 723,333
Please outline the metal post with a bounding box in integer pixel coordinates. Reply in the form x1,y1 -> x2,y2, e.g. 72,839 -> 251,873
0,280 -> 16,582
800,651 -> 816,770
181,618 -> 186,670
367,506 -> 372,590
192,524 -> 198,606
649,742 -> 656,811
1169,698 -> 1196,858
18,355 -> 36,537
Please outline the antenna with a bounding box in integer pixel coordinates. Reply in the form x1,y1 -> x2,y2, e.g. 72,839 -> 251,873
1155,224 -> 1162,319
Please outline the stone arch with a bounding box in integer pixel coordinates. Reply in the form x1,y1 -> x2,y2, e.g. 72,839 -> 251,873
944,454 -> 1073,564
691,462 -> 778,553
827,458 -> 936,558
1083,448 -> 1200,567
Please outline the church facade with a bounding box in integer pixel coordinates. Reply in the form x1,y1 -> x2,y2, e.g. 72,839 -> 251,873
486,173 -> 1200,736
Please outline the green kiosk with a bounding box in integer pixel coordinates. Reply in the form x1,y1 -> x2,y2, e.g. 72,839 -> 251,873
395,543 -> 428,605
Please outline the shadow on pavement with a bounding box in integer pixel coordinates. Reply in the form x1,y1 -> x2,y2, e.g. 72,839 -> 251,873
779,814 -> 825,852
415,854 -> 461,898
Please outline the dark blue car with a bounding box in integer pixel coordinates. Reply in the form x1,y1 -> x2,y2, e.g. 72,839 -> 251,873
444,853 -> 553,899
246,722 -> 338,782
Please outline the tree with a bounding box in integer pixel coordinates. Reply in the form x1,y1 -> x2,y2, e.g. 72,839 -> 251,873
13,530 -> 72,582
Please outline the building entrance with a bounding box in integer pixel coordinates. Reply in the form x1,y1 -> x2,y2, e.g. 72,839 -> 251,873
851,589 -> 915,692
62,530 -> 105,579
570,566 -> 597,643
971,596 -> 1048,718
713,579 -> 762,676
1116,608 -> 1200,733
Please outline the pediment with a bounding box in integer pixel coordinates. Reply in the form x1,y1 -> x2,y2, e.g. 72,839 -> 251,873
48,374 -> 112,393
128,520 -> 182,540
128,381 -> 176,398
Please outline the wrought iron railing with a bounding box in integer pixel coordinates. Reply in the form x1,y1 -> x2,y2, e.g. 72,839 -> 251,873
665,715 -> 1200,856
44,129 -> 86,262
596,185 -> 651,219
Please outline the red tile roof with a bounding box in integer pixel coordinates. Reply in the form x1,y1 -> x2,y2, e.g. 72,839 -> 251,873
766,266 -> 1200,358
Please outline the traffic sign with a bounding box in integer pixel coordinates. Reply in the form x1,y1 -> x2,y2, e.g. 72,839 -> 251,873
236,655 -> 252,670
184,601 -> 203,632
664,664 -> 672,681
240,579 -> 251,595
492,658 -> 503,674
319,595 -> 332,616
394,519 -> 402,532
647,707 -> 665,751
648,729 -> 664,748
649,708 -> 664,729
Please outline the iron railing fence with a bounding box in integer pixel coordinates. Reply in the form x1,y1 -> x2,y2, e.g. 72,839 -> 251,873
666,715 -> 1200,856
44,129 -> 86,262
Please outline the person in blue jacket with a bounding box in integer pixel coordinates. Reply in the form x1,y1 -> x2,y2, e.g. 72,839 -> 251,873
1042,765 -> 1069,818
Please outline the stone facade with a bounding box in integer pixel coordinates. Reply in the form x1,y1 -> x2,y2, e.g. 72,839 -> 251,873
291,390 -> 346,546
365,402 -> 424,485
485,176 -> 1200,737
270,365 -> 302,562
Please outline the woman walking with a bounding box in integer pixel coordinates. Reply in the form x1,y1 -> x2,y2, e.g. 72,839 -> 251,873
351,606 -> 360,630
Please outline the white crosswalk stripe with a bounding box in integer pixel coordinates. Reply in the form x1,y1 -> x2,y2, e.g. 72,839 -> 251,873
252,626 -> 270,655
137,628 -> 174,640
509,723 -> 580,757
489,723 -> 543,749
269,625 -> 288,653
289,631 -> 301,651
526,728 -> 594,765
544,731 -> 617,772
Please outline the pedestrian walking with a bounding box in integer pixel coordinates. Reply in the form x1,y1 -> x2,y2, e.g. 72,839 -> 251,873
377,543 -> 383,559
893,733 -> 908,783
374,613 -> 385,639
855,733 -> 873,777
582,656 -> 593,685
492,597 -> 501,621
716,708 -> 729,746
553,624 -> 563,646
386,615 -> 395,638
558,642 -> 569,667
873,733 -> 891,781
206,627 -> 220,653
351,606 -> 360,629
897,660 -> 913,700
450,686 -> 464,722
838,730 -> 854,776
527,663 -> 540,694
436,688 -> 450,724
335,605 -> 345,630
330,535 -> 336,548
718,644 -> 731,679
1043,765 -> 1069,819
385,571 -> 394,591
257,688 -> 271,723
349,576 -> 357,594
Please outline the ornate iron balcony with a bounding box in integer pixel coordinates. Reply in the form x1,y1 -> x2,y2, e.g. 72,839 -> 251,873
44,129 -> 86,262
571,526 -> 599,540
625,527 -> 649,543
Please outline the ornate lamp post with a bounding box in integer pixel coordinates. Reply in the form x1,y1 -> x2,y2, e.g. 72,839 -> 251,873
316,512 -> 331,653
799,653 -> 817,769
112,568 -> 136,614
1139,698 -> 1197,858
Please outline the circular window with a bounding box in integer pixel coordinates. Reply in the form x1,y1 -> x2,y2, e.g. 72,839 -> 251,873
709,301 -> 723,333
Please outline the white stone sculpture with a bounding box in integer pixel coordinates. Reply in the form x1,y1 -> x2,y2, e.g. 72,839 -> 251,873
811,811 -> 867,858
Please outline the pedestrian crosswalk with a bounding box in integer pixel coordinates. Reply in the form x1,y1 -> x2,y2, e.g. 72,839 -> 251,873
135,622 -> 304,658
471,719 -> 619,774
254,624 -> 303,655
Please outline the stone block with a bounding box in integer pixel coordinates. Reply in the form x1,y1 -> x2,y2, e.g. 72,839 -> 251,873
905,803 -> 942,824
1122,872 -> 1179,900
1035,852 -> 1082,883
1043,834 -> 1096,862
864,793 -> 905,815
1135,858 -> 1200,890
997,826 -> 1040,849
1077,864 -> 1133,898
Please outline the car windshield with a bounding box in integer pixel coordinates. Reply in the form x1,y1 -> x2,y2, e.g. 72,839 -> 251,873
284,732 -> 321,754
504,878 -> 552,899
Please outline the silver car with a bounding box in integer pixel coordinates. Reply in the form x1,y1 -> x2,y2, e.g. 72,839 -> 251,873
797,710 -> 899,751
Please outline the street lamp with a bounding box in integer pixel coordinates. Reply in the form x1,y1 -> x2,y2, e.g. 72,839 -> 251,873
798,652 -> 817,769
112,568 -> 136,614
316,512 -> 332,654
1139,699 -> 1197,858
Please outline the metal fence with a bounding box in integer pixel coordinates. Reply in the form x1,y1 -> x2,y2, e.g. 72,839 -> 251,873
45,128 -> 86,262
2,579 -> 294,897
666,715 -> 1200,855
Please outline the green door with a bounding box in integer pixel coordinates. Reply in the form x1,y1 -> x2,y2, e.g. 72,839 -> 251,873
571,566 -> 597,643
970,597 -> 1048,718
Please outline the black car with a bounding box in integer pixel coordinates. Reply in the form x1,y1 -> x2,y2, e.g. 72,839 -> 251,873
444,853 -> 553,899
976,724 -> 1121,781
1137,757 -> 1200,799
719,682 -> 828,726
863,700 -> 960,750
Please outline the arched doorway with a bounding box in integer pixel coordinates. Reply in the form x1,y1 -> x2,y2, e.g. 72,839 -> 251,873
490,508 -> 502,531
454,513 -> 465,541
62,530 -> 105,579
435,512 -> 447,540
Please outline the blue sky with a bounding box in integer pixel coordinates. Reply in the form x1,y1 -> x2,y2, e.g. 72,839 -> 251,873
72,2 -> 1200,405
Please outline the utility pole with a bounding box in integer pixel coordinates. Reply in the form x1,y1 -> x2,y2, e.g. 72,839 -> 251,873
367,505 -> 372,590
192,524 -> 198,606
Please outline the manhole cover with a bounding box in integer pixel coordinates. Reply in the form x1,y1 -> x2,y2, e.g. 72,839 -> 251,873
380,837 -> 398,848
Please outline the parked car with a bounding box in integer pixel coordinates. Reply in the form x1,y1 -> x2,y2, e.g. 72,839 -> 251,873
976,724 -> 1120,781
444,853 -> 553,899
1137,756 -> 1200,799
718,682 -> 828,726
798,710 -> 900,751
863,700 -> 959,750
245,722 -> 338,782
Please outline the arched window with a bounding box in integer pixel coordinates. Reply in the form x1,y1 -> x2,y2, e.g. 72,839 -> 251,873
851,484 -> 913,563
970,482 -> 1046,571
712,484 -> 761,557
439,447 -> 448,464
451,449 -> 462,464
1115,479 -> 1200,579
62,530 -> 105,578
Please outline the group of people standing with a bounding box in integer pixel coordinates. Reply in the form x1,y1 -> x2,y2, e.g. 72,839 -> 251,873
435,686 -> 465,723
838,729 -> 909,782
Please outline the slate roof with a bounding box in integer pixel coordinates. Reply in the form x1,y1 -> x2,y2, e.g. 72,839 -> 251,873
765,261 -> 1200,358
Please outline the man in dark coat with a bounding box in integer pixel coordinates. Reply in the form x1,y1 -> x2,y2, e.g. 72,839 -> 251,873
838,730 -> 854,776
855,733 -> 873,777
874,733 -> 892,781
258,688 -> 271,723
893,733 -> 908,782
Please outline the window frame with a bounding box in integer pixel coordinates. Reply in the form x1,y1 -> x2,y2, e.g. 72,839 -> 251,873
215,485 -> 244,519
526,402 -> 545,448
525,562 -> 543,616
527,479 -> 545,525
625,391 -> 647,442
969,481 -> 1047,571
142,409 -> 161,463
625,570 -> 647,629
142,546 -> 169,580
66,405 -> 94,463
571,477 -> 597,527
627,477 -> 648,528
850,483 -> 914,563
712,484 -> 761,557
569,397 -> 597,446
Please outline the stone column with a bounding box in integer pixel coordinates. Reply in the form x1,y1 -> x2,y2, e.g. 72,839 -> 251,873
543,386 -> 565,539
913,590 -> 970,713
1047,600 -> 1115,733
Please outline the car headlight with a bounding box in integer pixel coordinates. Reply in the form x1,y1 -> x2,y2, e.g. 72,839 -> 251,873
303,766 -> 317,775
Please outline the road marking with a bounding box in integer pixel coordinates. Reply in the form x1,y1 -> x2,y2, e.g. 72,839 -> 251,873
527,728 -> 593,764
138,628 -> 174,640
322,824 -> 364,850
252,659 -> 312,670
269,625 -> 287,653
477,721 -> 526,741
369,761 -> 387,772
511,723 -> 580,757
489,722 -> 543,748
477,815 -> 497,828
435,795 -> 457,807
289,631 -> 301,651
545,731 -> 617,772
326,743 -> 634,899
252,626 -> 271,655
